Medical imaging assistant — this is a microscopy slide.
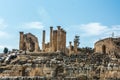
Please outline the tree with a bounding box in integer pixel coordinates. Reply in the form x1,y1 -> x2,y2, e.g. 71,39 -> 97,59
79,47 -> 94,54
3,47 -> 8,54
74,35 -> 80,47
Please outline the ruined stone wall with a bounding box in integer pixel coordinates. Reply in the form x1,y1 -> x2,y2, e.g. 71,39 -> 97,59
45,43 -> 50,52
94,38 -> 120,54
19,32 -> 40,52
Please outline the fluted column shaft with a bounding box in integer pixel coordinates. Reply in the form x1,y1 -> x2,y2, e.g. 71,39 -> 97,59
50,26 -> 53,51
57,26 -> 61,51
42,30 -> 45,52
19,32 -> 24,50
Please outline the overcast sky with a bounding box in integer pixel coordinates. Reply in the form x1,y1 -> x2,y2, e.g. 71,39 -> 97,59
0,0 -> 120,52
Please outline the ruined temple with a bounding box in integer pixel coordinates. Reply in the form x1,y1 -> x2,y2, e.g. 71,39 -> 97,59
42,26 -> 66,53
94,37 -> 120,54
19,32 -> 40,52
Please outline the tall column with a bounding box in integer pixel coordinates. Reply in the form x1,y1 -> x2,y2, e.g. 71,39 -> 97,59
19,32 -> 24,50
74,41 -> 77,53
64,31 -> 66,53
42,30 -> 45,52
69,41 -> 72,55
57,26 -> 61,52
50,26 -> 53,51
52,30 -> 57,52
62,30 -> 65,53
60,28 -> 63,52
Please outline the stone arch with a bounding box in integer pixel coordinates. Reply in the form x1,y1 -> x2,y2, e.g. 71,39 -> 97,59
102,45 -> 106,53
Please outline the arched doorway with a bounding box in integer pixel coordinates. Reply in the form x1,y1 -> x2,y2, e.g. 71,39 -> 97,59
102,45 -> 106,53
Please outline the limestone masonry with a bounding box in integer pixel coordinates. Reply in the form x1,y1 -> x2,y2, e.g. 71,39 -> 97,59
0,26 -> 119,80
19,32 -> 40,52
19,26 -> 79,54
95,37 -> 120,54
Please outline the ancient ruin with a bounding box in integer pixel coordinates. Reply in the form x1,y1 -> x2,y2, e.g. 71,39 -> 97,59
19,26 -> 80,55
42,26 -> 66,53
19,32 -> 40,52
0,26 -> 119,80
94,37 -> 120,54
69,36 -> 80,55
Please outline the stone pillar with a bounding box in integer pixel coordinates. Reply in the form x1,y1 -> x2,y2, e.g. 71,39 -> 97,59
50,26 -> 53,51
60,28 -> 63,52
62,30 -> 66,53
69,41 -> 72,55
19,32 -> 24,50
64,31 -> 66,53
52,30 -> 57,52
74,41 -> 77,53
57,26 -> 61,52
42,30 -> 45,52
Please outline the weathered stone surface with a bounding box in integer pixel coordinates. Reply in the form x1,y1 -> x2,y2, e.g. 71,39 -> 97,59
94,37 -> 120,54
19,32 -> 40,52
52,30 -> 57,52
49,26 -> 53,52
42,26 -> 66,53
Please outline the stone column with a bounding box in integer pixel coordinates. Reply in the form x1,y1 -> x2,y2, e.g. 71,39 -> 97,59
19,32 -> 24,50
57,26 -> 61,52
52,30 -> 57,52
74,41 -> 77,53
69,41 -> 72,55
50,26 -> 53,51
42,30 -> 45,52
60,28 -> 63,52
64,31 -> 66,53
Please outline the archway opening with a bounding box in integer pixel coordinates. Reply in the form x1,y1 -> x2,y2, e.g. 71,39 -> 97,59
102,45 -> 106,53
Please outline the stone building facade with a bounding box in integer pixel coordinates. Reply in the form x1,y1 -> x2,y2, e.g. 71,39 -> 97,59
19,32 -> 40,52
94,37 -> 120,54
42,26 -> 66,53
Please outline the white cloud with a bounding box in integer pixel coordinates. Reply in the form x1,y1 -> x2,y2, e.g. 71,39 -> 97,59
0,45 -> 4,49
79,23 -> 108,36
73,22 -> 120,38
0,31 -> 9,37
68,23 -> 120,47
0,18 -> 7,29
0,18 -> 10,38
22,22 -> 44,29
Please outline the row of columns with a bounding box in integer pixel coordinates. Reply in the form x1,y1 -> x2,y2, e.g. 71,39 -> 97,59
42,26 -> 66,53
55,26 -> 66,53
